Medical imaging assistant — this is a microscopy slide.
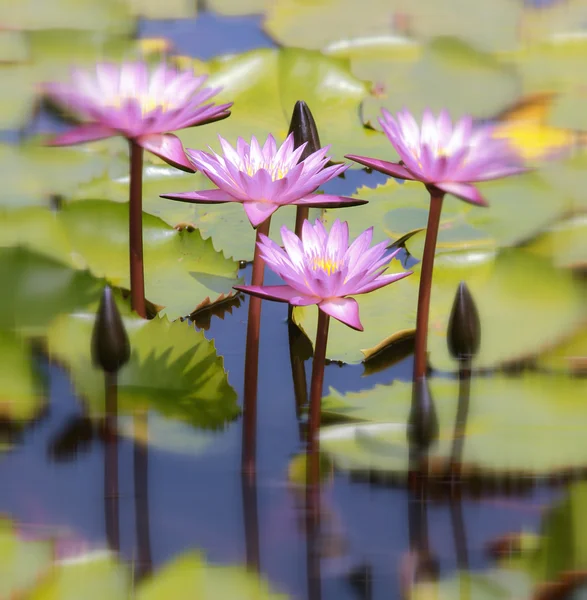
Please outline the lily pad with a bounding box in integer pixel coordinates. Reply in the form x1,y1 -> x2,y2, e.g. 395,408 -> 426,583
264,0 -> 522,52
0,30 -> 28,63
28,553 -> 129,600
536,325 -> 587,374
207,0 -> 267,15
136,552 -> 288,599
58,201 -> 241,319
319,374 -> 587,477
126,0 -> 197,18
360,36 -> 519,126
525,214 -> 587,269
293,249 -> 586,369
0,330 -> 45,423
177,47 -> 387,161
0,0 -> 133,33
336,173 -> 567,255
46,311 -> 239,429
0,143 -> 111,209
0,518 -> 53,599
0,247 -> 102,337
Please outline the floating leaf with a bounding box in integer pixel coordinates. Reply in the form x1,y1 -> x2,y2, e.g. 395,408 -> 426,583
58,201 -> 241,318
360,36 -> 519,126
264,0 -> 521,52
536,325 -> 587,374
46,312 -> 239,430
0,30 -> 28,63
0,143 -> 111,209
0,0 -> 133,33
0,518 -> 53,599
294,249 -> 585,369
525,214 -> 587,269
0,330 -> 45,424
207,0 -> 267,15
28,553 -> 129,600
136,552 -> 288,599
126,0 -> 197,18
0,247 -> 101,337
320,374 -> 587,477
177,47 -> 384,161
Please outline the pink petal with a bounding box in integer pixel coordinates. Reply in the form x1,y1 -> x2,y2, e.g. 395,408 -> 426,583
292,194 -> 368,208
319,297 -> 363,331
234,285 -> 318,306
434,182 -> 488,207
160,189 -> 235,203
46,123 -> 115,146
353,270 -> 413,294
243,201 -> 279,228
136,133 -> 195,173
344,155 -> 416,180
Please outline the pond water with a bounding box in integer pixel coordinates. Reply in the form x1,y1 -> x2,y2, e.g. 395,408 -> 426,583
1,2 -> 586,599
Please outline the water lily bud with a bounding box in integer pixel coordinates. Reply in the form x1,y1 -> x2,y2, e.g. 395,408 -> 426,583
447,281 -> 481,360
408,377 -> 439,453
91,286 -> 130,373
288,100 -> 321,161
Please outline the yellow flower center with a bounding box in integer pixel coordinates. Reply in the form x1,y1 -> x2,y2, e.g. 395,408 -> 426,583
311,256 -> 340,275
244,160 -> 289,181
108,95 -> 173,117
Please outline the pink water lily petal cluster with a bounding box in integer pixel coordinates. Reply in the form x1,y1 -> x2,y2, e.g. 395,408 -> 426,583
235,219 -> 412,330
347,108 -> 526,206
44,61 -> 232,172
161,134 -> 365,227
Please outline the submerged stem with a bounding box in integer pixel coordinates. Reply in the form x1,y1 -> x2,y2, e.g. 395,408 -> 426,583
241,217 -> 272,479
134,412 -> 152,580
104,373 -> 119,552
449,359 -> 472,480
413,189 -> 444,380
129,141 -> 146,319
306,309 -> 330,514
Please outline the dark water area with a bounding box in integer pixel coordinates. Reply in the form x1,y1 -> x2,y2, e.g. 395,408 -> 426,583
0,9 -> 573,600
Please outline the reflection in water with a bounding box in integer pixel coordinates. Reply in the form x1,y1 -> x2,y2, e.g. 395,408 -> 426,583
134,412 -> 153,580
241,473 -> 261,574
288,318 -> 311,441
104,373 -> 120,553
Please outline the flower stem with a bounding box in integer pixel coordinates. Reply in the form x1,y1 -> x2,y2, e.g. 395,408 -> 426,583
129,141 -> 146,319
306,309 -> 330,514
413,189 -> 444,380
294,206 -> 310,239
241,217 -> 272,479
104,372 -> 119,552
133,411 -> 152,580
448,358 -> 472,480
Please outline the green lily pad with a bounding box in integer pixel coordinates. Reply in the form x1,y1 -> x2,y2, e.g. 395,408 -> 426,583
536,325 -> 587,374
264,0 -> 521,52
319,374 -> 587,477
293,249 -> 586,369
0,247 -> 102,337
525,214 -> 587,269
46,311 -> 239,429
58,201 -> 241,319
0,30 -> 28,63
0,143 -> 111,209
126,0 -> 197,18
0,518 -> 53,599
542,152 -> 587,214
28,553 -> 129,600
0,0 -> 133,33
361,36 -> 519,126
336,172 -> 567,255
136,552 -> 288,599
0,330 -> 45,424
177,47 -> 387,161
207,0 -> 267,15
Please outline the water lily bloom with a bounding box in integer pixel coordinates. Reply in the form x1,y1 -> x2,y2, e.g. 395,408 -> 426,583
234,219 -> 412,330
43,61 -> 232,172
161,134 -> 365,227
346,108 -> 525,206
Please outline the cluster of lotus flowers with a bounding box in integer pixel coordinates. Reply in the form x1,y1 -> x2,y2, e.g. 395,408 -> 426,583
44,61 -> 524,330
44,61 -> 526,476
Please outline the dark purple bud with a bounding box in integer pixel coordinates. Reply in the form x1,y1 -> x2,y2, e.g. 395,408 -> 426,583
447,282 -> 481,360
408,376 -> 439,454
288,100 -> 321,162
91,286 -> 130,373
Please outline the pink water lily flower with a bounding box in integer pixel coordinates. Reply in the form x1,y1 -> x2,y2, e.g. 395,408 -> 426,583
234,219 -> 412,331
346,108 -> 526,206
43,61 -> 232,172
161,134 -> 365,227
